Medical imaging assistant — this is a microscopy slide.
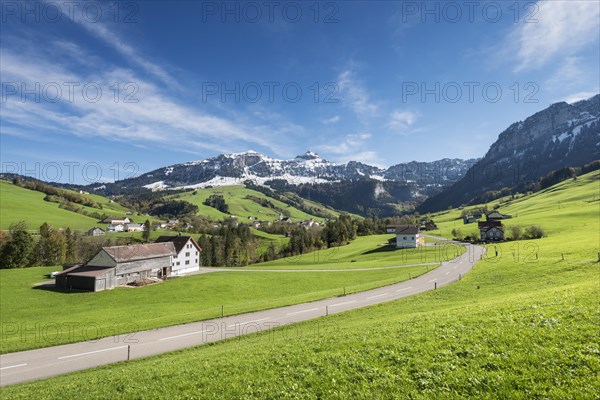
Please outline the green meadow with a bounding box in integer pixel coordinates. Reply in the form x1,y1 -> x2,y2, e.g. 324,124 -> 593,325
3,171 -> 597,398
174,185 -> 337,221
0,181 -> 99,231
0,239 -> 437,353
238,233 -> 461,270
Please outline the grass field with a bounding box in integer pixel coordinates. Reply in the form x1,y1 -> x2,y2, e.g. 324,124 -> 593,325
0,238 -> 439,353
3,171 -> 597,398
0,181 -> 100,231
173,185 -> 334,222
238,234 -> 461,270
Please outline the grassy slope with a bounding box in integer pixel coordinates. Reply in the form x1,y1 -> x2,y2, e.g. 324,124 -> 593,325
0,180 -> 164,232
0,181 -> 99,230
174,186 -> 331,222
4,171 -> 598,398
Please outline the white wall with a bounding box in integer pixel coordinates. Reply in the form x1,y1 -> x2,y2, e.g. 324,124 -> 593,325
396,233 -> 419,248
171,238 -> 200,275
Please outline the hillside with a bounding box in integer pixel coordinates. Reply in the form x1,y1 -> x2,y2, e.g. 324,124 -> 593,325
3,171 -> 598,398
171,185 -> 340,221
419,94 -> 600,212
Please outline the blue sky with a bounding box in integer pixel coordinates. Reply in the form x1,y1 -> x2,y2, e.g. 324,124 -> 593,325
1,0 -> 599,184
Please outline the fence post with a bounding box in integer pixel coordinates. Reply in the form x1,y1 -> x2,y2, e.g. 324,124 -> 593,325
434,282 -> 437,289
127,345 -> 131,361
326,306 -> 329,316
221,305 -> 224,318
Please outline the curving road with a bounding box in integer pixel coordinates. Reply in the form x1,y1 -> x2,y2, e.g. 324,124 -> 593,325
0,240 -> 485,386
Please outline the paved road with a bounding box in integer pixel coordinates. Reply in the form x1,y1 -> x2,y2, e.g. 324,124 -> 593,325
0,240 -> 485,386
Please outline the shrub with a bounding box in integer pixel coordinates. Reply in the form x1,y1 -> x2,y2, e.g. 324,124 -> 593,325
525,225 -> 545,239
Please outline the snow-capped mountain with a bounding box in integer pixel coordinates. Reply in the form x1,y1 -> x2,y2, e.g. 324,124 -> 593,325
93,151 -> 476,194
419,94 -> 600,212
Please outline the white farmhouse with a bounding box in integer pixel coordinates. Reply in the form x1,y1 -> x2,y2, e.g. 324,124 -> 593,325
155,235 -> 202,276
107,223 -> 125,232
391,225 -> 423,248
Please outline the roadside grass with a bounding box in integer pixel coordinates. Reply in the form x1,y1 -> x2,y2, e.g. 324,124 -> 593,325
0,262 -> 435,354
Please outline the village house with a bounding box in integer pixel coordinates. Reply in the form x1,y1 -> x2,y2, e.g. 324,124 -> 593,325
478,220 -> 504,241
390,224 -> 424,248
102,216 -> 131,225
107,223 -> 125,232
125,223 -> 144,232
155,235 -> 202,275
86,227 -> 105,237
55,242 -> 176,292
486,211 -> 512,221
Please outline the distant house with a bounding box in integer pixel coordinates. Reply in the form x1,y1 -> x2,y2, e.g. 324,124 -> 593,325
479,221 -> 504,241
107,224 -> 125,232
386,225 -> 397,234
463,216 -> 478,224
390,225 -> 424,248
421,220 -> 437,231
125,223 -> 144,232
155,235 -> 202,276
102,216 -> 131,225
486,211 -> 512,221
86,227 -> 105,237
251,221 -> 261,229
55,242 -> 176,291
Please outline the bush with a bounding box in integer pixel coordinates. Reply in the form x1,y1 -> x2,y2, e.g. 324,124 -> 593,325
525,225 -> 545,239
509,225 -> 523,240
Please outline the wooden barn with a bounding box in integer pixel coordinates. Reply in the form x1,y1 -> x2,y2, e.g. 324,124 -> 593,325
55,242 -> 176,292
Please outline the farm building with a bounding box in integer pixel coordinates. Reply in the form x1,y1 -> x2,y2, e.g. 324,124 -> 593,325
486,211 -> 512,221
125,223 -> 144,232
55,242 -> 176,292
155,235 -> 202,276
479,221 -> 504,241
390,224 -> 424,248
86,227 -> 105,236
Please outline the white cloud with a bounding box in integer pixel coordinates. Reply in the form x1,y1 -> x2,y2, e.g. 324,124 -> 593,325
561,92 -> 597,104
46,0 -> 177,87
319,133 -> 380,165
323,115 -> 341,124
0,44 -> 284,156
511,1 -> 600,72
386,110 -> 419,133
337,70 -> 379,118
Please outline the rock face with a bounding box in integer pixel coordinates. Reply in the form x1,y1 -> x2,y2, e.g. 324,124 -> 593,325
91,150 -> 476,194
418,94 -> 600,212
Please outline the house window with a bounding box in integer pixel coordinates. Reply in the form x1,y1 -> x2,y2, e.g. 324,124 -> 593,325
185,252 -> 190,257
185,260 -> 190,265
195,259 -> 198,263
412,236 -> 414,240
176,262 -> 180,266
403,236 -> 407,240
173,255 -> 177,259
195,251 -> 198,255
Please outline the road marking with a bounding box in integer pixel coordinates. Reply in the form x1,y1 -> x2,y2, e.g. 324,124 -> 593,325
228,317 -> 271,328
159,330 -> 210,341
0,363 -> 27,371
444,271 -> 450,275
428,279 -> 437,283
286,308 -> 319,316
57,346 -> 128,360
330,300 -> 357,307
366,293 -> 389,299
396,287 -> 413,292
